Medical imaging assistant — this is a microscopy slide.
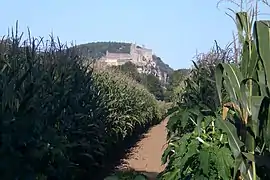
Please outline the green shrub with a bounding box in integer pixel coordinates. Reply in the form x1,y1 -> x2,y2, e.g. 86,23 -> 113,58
0,28 -> 164,179
159,45 -> 234,180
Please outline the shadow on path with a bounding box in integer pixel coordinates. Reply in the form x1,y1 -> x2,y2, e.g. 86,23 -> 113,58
94,118 -> 168,180
93,122 -> 155,180
110,169 -> 160,180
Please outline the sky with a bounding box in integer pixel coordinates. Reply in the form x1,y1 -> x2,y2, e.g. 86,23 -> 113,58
1,0 -> 269,69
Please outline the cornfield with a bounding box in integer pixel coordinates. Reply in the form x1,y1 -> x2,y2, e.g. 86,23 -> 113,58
0,26 -> 165,180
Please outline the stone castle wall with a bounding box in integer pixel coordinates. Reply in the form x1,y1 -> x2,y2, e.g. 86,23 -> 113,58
101,43 -> 153,66
100,43 -> 168,84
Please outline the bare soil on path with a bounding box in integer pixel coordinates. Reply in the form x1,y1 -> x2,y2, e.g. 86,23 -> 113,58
116,119 -> 168,179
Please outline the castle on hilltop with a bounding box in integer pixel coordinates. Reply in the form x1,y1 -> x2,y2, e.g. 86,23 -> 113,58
99,43 -> 168,83
100,43 -> 155,72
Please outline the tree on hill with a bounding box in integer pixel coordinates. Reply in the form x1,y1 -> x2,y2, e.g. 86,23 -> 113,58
167,69 -> 189,88
141,74 -> 164,101
75,42 -> 131,59
113,62 -> 165,100
111,62 -> 142,83
164,68 -> 190,102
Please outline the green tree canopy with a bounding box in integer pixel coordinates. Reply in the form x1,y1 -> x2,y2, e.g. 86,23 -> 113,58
142,74 -> 164,101
111,62 -> 142,83
112,62 -> 165,100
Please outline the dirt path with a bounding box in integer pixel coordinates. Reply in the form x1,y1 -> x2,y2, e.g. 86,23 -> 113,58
117,119 -> 168,179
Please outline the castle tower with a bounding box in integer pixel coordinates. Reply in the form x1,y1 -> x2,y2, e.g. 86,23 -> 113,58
130,43 -> 136,54
130,43 -> 137,63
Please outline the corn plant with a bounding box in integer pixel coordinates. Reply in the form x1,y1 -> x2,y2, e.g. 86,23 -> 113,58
215,10 -> 270,179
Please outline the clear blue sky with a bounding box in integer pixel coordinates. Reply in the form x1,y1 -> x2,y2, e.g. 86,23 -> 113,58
1,0 -> 267,69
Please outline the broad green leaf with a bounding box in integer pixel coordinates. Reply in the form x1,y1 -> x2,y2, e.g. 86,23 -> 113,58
241,40 -> 250,77
247,40 -> 259,78
176,140 -> 198,173
254,20 -> 270,91
234,155 -> 246,178
199,148 -> 209,176
216,147 -> 234,180
181,109 -> 191,128
242,152 -> 255,162
222,63 -> 243,101
218,63 -> 245,107
216,116 -> 244,158
224,76 -> 238,102
257,70 -> 268,96
166,111 -> 181,133
174,133 -> 191,157
161,145 -> 173,165
215,63 -> 223,104
160,168 -> 179,180
240,78 -> 252,115
236,12 -> 249,44
250,96 -> 264,137
196,113 -> 204,135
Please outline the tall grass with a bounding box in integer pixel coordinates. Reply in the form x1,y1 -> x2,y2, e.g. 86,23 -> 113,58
0,26 -> 164,179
